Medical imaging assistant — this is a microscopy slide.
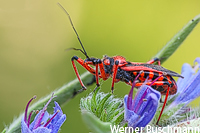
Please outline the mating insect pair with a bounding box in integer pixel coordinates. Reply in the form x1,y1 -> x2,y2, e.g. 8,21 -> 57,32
58,3 -> 183,125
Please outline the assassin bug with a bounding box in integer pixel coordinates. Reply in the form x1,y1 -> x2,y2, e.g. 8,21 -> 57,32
58,3 -> 183,125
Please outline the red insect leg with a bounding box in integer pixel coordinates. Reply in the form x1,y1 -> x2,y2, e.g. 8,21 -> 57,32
98,61 -> 109,80
72,59 -> 86,89
156,87 -> 170,125
111,60 -> 119,93
94,59 -> 111,91
71,56 -> 99,89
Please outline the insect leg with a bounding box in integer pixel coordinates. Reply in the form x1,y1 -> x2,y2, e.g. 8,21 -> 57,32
94,61 -> 100,87
71,56 -> 96,90
93,59 -> 111,92
146,57 -> 161,65
156,86 -> 170,125
111,60 -> 119,93
94,58 -> 110,85
92,62 -> 101,92
98,60 -> 109,80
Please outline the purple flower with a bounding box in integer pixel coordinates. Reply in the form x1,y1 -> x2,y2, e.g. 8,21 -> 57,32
124,81 -> 161,128
169,57 -> 200,108
21,94 -> 66,133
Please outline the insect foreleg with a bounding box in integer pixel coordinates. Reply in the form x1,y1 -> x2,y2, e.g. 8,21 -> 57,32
71,56 -> 97,89
71,56 -> 87,89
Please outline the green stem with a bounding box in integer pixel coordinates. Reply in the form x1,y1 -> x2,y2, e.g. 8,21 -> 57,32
153,14 -> 200,64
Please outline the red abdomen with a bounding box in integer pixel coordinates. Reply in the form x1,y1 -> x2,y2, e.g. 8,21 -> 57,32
121,70 -> 177,95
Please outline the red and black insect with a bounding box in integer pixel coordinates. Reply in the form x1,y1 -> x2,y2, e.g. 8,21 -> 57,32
72,55 -> 183,94
58,3 -> 183,125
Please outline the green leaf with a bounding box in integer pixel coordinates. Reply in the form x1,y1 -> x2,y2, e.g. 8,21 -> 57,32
95,93 -> 112,117
80,88 -> 125,132
82,110 -> 111,133
86,97 -> 92,111
80,98 -> 86,109
108,108 -> 124,122
153,14 -> 200,64
100,109 -> 108,122
106,101 -> 121,114
91,87 -> 100,113
111,111 -> 124,125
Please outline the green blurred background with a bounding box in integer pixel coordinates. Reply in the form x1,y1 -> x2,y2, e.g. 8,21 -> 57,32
1,0 -> 200,132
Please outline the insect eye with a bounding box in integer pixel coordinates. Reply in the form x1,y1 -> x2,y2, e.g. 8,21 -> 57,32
104,59 -> 110,65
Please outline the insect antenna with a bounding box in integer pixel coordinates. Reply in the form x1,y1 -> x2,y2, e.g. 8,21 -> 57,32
65,47 -> 86,56
57,3 -> 89,58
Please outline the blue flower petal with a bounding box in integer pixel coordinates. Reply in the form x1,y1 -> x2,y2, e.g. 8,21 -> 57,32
131,85 -> 148,111
54,101 -> 63,114
137,92 -> 160,116
174,68 -> 200,104
194,57 -> 200,65
51,102 -> 64,124
176,63 -> 195,94
29,111 -> 49,131
124,96 -> 140,128
169,58 -> 200,109
135,99 -> 159,127
32,127 -> 51,133
124,85 -> 160,128
21,116 -> 32,133
46,102 -> 64,126
21,94 -> 66,133
49,114 -> 67,133
181,70 -> 200,103
44,102 -> 67,133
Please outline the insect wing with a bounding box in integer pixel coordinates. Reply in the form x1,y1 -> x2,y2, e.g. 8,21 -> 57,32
121,63 -> 183,78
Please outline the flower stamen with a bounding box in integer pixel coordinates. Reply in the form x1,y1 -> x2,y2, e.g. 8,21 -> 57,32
36,110 -> 39,114
143,98 -> 147,101
134,88 -> 148,112
21,93 -> 66,133
127,71 -> 143,110
44,110 -> 60,127
32,93 -> 56,130
40,121 -> 44,125
27,110 -> 34,128
24,95 -> 36,124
